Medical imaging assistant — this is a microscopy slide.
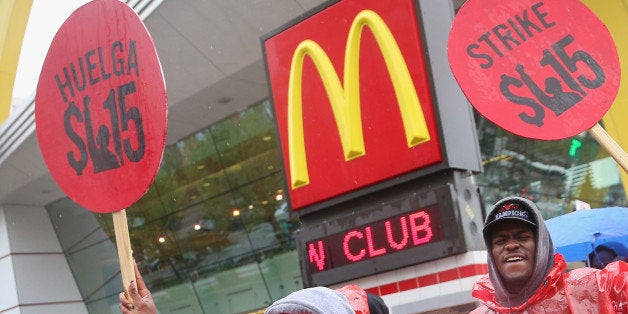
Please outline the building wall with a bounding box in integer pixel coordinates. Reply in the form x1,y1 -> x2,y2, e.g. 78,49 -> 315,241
0,205 -> 87,313
332,251 -> 486,313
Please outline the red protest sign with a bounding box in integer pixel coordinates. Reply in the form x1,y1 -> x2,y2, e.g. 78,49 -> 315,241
448,0 -> 620,140
35,0 -> 167,213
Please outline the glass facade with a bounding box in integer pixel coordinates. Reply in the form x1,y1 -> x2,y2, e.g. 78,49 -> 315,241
46,99 -> 627,313
474,111 -> 627,220
47,100 -> 302,313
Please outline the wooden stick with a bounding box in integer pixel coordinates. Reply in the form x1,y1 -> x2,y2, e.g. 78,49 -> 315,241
113,209 -> 136,297
589,123 -> 628,174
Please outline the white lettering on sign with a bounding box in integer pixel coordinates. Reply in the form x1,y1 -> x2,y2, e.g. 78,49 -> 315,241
494,210 -> 530,220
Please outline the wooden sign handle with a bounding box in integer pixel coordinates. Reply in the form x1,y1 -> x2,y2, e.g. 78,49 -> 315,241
113,209 -> 136,297
589,123 -> 628,174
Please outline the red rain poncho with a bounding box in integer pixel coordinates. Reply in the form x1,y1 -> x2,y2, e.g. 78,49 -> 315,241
472,253 -> 628,313
336,284 -> 370,314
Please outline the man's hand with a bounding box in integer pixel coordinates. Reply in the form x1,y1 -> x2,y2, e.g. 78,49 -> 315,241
119,261 -> 157,314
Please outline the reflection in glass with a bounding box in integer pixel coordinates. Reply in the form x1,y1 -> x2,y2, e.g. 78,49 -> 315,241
47,100 -> 302,313
474,112 -> 626,220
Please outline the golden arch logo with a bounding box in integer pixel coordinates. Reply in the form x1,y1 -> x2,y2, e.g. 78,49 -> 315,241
288,10 -> 431,189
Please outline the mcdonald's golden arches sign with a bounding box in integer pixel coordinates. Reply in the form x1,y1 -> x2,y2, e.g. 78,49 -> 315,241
263,0 -> 442,210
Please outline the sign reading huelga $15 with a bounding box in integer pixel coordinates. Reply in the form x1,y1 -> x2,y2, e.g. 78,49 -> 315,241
36,0 -> 167,213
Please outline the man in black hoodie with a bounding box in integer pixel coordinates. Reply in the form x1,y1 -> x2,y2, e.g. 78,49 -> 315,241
471,196 -> 628,313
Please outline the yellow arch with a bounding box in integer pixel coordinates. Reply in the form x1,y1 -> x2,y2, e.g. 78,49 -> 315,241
288,9 -> 431,189
0,0 -> 34,124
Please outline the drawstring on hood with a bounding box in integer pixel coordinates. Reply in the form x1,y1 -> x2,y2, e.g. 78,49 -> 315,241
483,196 -> 555,308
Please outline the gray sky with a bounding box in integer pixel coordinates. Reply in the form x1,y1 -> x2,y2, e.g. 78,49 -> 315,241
13,0 -> 90,104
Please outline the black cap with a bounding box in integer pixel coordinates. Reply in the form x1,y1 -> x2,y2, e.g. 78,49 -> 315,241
483,200 -> 537,237
366,292 -> 389,314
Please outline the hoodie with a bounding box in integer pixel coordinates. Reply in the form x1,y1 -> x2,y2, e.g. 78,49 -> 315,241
264,287 -> 354,314
482,197 -> 555,307
264,284 -> 369,314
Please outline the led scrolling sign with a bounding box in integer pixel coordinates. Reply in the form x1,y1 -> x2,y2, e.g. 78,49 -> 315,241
298,182 -> 464,286
307,203 -> 444,273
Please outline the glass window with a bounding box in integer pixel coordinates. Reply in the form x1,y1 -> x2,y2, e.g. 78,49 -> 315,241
47,100 -> 302,313
474,113 -> 626,220
47,198 -> 122,310
211,102 -> 282,187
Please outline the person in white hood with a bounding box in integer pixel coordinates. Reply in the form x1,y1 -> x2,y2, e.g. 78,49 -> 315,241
264,286 -> 355,314
264,284 -> 370,314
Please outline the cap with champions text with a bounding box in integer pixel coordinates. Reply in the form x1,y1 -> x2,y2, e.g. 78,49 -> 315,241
483,198 -> 537,237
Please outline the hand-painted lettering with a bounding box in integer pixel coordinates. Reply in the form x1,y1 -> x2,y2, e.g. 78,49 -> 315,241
55,40 -> 139,103
466,2 -> 555,69
500,35 -> 605,126
64,81 -> 145,176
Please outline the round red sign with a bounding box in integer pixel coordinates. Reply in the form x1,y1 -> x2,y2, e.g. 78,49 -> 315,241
36,0 -> 167,213
448,0 -> 620,140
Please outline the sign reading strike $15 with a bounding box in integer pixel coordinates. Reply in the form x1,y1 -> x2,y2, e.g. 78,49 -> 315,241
36,0 -> 167,213
448,0 -> 620,140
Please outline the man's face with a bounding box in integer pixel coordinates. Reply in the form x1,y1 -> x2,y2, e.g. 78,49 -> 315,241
490,220 -> 536,293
